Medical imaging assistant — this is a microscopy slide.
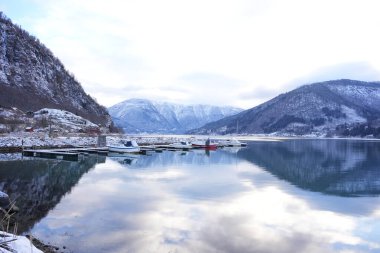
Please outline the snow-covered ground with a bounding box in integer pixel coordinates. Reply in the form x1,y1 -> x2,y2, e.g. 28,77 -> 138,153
0,132 -> 284,150
35,108 -> 98,130
0,231 -> 43,253
1,132 -> 379,150
0,107 -> 102,135
0,133 -> 97,148
0,133 -> 204,149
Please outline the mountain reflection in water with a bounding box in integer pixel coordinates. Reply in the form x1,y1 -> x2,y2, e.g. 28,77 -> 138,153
0,155 -> 105,233
239,139 -> 380,196
0,139 -> 379,253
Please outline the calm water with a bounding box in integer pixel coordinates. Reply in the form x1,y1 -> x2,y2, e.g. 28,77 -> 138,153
1,139 -> 380,253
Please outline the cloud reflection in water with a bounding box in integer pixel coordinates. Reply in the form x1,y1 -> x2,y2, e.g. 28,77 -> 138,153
28,141 -> 380,253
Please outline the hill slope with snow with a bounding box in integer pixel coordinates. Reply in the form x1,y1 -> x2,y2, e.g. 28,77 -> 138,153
191,79 -> 380,137
0,107 -> 100,134
0,12 -> 110,126
108,99 -> 242,133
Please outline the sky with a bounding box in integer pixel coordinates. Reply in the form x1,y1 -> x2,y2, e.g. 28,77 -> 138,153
2,0 -> 380,109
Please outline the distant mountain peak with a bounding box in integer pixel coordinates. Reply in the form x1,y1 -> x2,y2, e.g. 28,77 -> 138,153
108,98 -> 243,134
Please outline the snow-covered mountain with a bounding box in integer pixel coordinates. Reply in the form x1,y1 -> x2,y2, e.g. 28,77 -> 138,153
0,12 -> 111,126
191,79 -> 380,137
108,99 -> 243,133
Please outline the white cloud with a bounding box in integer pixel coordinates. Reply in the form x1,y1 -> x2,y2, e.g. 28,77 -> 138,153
7,0 -> 380,108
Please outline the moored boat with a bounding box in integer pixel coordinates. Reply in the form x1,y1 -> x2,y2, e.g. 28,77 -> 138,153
218,138 -> 247,147
191,138 -> 218,149
107,140 -> 140,153
168,141 -> 193,149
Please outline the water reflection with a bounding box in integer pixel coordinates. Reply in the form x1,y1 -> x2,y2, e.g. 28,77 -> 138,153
0,155 -> 105,233
1,140 -> 380,253
108,149 -> 235,169
108,153 -> 139,165
238,139 -> 380,196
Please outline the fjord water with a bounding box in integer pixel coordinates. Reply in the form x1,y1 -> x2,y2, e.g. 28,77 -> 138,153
1,139 -> 380,253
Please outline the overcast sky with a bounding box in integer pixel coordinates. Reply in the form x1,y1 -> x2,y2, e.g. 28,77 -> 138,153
2,0 -> 380,109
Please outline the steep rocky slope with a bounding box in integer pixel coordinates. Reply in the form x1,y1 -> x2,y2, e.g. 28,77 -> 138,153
0,12 -> 110,126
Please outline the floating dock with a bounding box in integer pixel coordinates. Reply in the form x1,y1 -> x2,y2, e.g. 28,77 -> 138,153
154,145 -> 192,151
23,150 -> 79,161
22,147 -> 109,161
22,142 -> 241,161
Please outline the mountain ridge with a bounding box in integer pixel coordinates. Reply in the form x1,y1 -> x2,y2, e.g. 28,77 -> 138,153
108,98 -> 243,133
190,79 -> 380,137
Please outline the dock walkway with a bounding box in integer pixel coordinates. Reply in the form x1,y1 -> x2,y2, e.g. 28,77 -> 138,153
22,147 -> 109,161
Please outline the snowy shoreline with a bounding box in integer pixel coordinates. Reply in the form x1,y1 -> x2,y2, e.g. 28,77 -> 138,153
0,231 -> 44,253
0,133 -> 267,149
0,133 -> 203,152
0,133 -> 379,153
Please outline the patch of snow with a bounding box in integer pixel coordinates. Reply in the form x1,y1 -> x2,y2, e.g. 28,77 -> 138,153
218,126 -> 228,132
0,110 -> 13,117
34,108 -> 98,130
0,132 -> 97,148
287,122 -> 308,127
0,191 -> 8,198
327,83 -> 380,109
312,105 -> 367,134
341,105 -> 366,123
0,153 -> 23,161
0,231 -> 43,253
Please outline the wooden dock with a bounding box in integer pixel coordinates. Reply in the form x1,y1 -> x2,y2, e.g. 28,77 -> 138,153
22,147 -> 109,161
154,145 -> 192,151
139,145 -> 166,154
23,150 -> 79,161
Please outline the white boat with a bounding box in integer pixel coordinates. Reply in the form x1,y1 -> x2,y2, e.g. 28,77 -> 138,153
168,141 -> 192,149
107,140 -> 140,153
218,138 -> 247,147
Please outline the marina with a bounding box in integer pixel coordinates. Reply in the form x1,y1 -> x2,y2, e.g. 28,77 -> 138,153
21,138 -> 246,161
